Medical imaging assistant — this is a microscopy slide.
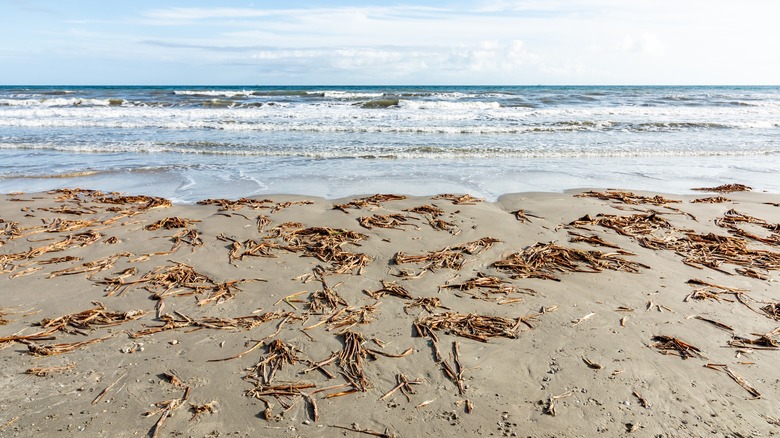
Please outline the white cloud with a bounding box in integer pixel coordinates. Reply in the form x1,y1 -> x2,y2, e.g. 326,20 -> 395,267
143,7 -> 273,22
621,33 -> 665,56
445,40 -> 538,72
6,1 -> 780,84
244,40 -> 539,81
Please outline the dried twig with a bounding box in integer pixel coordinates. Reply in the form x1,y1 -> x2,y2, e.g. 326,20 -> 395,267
650,335 -> 704,359
704,363 -> 761,398
25,363 -> 77,377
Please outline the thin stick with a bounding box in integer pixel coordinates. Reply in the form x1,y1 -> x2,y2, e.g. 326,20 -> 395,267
92,373 -> 127,405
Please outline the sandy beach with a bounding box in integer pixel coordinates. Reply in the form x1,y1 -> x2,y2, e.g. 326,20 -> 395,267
1,186 -> 780,437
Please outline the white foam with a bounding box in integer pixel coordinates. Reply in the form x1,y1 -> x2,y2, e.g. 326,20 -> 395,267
399,100 -> 501,110
323,91 -> 385,99
0,97 -> 120,107
172,89 -> 255,98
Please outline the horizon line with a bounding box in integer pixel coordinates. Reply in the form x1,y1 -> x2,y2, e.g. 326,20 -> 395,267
3,83 -> 780,88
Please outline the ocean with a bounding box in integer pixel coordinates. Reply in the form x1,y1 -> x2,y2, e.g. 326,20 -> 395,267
1,85 -> 779,202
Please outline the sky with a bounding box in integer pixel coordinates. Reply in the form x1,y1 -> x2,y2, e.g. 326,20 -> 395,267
2,0 -> 779,85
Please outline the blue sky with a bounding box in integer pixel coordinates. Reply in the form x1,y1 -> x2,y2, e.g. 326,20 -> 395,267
2,0 -> 779,85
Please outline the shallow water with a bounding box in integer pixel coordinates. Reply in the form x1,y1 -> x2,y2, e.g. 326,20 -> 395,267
1,85 -> 779,202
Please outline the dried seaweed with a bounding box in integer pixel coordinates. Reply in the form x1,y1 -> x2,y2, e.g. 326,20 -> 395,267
48,188 -> 107,201
36,255 -> 82,265
737,267 -> 771,280
25,363 -> 77,376
358,214 -> 418,230
511,209 -> 541,223
568,231 -> 621,249
94,194 -> 172,210
145,217 -> 199,230
43,218 -> 97,233
684,279 -> 748,303
196,197 -> 272,211
704,363 -> 761,398
715,209 -> 768,228
333,194 -> 406,213
172,228 -> 203,249
47,252 -> 131,279
306,304 -> 380,332
196,279 -> 260,306
245,381 -> 317,422
427,217 -> 458,233
432,194 -> 483,205
9,267 -> 43,279
574,212 -> 780,275
692,184 -> 752,193
0,230 -> 102,263
271,200 -> 314,213
453,237 -> 500,254
542,390 -> 573,416
39,302 -> 145,333
265,224 -> 372,275
492,242 -> 646,281
379,373 -> 423,402
692,196 -> 730,204
393,238 -> 497,272
394,249 -> 465,271
247,340 -> 302,385
760,302 -> 780,320
582,357 -> 603,369
670,233 -> 780,272
404,297 -> 448,314
132,310 -> 294,338
570,212 -> 674,237
256,214 -> 272,232
189,401 -> 217,421
138,262 -> 216,298
714,209 -> 780,246
693,315 -> 733,332
404,205 -> 444,217
442,273 -> 534,298
365,280 -> 413,300
728,328 -> 780,350
415,312 -> 534,342
307,278 -> 348,313
38,205 -> 96,216
576,190 -> 681,206
218,235 -> 281,262
145,385 -> 190,438
339,331 -> 372,391
650,335 -> 703,359
23,334 -> 113,356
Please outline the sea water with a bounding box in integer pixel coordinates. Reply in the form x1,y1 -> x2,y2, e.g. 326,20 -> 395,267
1,85 -> 779,202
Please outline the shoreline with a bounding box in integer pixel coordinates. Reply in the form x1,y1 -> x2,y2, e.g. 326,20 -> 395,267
2,186 -> 780,436
3,150 -> 780,205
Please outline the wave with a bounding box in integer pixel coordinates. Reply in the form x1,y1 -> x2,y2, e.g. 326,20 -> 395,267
360,98 -> 400,109
2,141 -> 777,161
1,114 -> 775,133
39,90 -> 77,96
399,100 -> 502,110
0,97 -> 125,107
323,91 -> 384,99
172,89 -> 255,98
172,89 -> 328,98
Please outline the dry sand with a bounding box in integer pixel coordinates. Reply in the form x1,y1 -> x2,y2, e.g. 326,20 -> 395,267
1,186 -> 779,437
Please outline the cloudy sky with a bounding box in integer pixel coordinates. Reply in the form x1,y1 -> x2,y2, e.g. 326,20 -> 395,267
2,0 -> 778,85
